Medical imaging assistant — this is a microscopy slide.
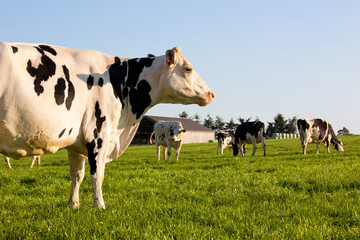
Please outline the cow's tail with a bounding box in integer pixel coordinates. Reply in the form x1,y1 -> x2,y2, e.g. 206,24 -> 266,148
149,131 -> 155,144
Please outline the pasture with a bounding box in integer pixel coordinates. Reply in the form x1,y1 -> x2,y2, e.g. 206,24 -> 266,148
1,135 -> 360,239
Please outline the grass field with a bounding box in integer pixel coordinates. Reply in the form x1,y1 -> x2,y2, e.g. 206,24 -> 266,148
0,135 -> 360,239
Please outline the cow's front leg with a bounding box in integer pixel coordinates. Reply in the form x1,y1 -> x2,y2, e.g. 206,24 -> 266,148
326,139 -> 331,153
68,151 -> 85,208
86,141 -> 106,209
175,142 -> 182,161
166,141 -> 172,160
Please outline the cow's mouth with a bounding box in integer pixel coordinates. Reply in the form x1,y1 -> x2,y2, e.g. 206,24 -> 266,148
198,91 -> 215,106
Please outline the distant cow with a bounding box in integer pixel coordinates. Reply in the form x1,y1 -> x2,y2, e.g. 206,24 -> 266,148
4,155 -> 41,169
297,118 -> 344,154
150,121 -> 186,160
217,132 -> 234,155
233,121 -> 266,157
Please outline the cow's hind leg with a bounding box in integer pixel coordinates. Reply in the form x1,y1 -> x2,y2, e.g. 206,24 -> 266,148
30,155 -> 40,168
251,139 -> 257,156
68,151 -> 85,208
261,138 -> 266,156
156,144 -> 161,161
162,146 -> 167,160
316,142 -> 320,154
4,155 -> 11,169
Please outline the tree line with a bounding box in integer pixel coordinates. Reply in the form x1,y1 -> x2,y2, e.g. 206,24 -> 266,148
178,111 -> 351,137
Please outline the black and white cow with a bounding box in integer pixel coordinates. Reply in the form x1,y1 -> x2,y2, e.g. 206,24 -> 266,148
216,131 -> 234,155
150,121 -> 186,160
297,118 -> 344,155
0,42 -> 214,208
3,155 -> 40,169
233,121 -> 266,157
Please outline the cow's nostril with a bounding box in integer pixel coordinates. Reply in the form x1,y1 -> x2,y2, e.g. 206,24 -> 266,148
211,91 -> 215,99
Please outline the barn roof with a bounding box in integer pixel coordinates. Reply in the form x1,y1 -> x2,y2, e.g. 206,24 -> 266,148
144,115 -> 213,132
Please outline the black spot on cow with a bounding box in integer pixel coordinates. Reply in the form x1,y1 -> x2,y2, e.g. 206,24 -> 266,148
11,46 -> 18,54
98,77 -> 104,87
54,65 -> 75,110
109,60 -> 127,105
95,101 -> 106,133
54,77 -> 66,105
93,128 -> 98,139
87,75 -> 94,90
38,45 -> 57,56
68,128 -> 73,135
313,119 -> 328,140
58,128 -> 66,138
129,80 -> 152,119
63,65 -> 75,110
97,138 -> 103,149
126,58 -> 154,87
109,57 -> 154,118
27,47 -> 56,96
297,119 -> 310,132
86,140 -> 97,175
170,129 -> 174,137
161,133 -> 165,140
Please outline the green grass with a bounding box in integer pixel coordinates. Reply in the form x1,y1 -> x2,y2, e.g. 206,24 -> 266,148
1,135 -> 360,239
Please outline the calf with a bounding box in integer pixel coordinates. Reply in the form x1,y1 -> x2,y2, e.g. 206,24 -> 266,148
297,118 -> 344,154
233,121 -> 266,157
150,121 -> 186,160
217,132 -> 234,155
3,155 -> 41,169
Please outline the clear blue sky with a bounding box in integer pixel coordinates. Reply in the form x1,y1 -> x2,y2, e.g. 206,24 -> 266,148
2,1 -> 359,133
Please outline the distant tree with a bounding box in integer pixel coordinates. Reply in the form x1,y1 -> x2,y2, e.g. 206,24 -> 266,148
203,114 -> 215,130
237,117 -> 252,124
266,122 -> 276,137
214,116 -> 226,132
273,113 -> 287,133
179,111 -> 189,118
225,118 -> 237,132
285,116 -> 297,134
337,127 -> 351,136
193,113 -> 201,123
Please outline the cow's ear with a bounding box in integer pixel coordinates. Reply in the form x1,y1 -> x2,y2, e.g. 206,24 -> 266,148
166,47 -> 181,66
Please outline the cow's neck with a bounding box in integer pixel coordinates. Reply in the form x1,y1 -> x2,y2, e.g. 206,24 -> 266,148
110,56 -> 165,125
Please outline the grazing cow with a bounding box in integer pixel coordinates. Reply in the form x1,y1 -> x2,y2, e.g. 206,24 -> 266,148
217,132 -> 234,155
0,42 -> 214,208
150,121 -> 186,160
297,118 -> 344,154
233,121 -> 266,157
3,155 -> 40,169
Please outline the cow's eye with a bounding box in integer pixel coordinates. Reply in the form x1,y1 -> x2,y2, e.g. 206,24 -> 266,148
185,67 -> 192,73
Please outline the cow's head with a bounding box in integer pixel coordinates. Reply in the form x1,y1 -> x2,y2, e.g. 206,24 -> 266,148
170,127 -> 186,142
158,47 -> 214,106
334,139 -> 344,152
